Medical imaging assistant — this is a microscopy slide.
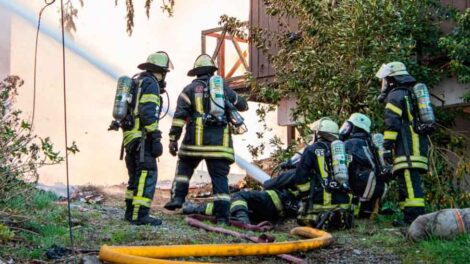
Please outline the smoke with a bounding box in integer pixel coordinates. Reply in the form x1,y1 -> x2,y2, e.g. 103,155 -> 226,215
2,0 -> 281,186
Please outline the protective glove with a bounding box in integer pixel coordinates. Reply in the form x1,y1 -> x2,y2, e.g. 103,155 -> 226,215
149,131 -> 163,158
169,140 -> 178,156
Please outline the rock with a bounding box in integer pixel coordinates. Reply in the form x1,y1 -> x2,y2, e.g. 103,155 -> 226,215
353,249 -> 362,255
82,255 -> 102,264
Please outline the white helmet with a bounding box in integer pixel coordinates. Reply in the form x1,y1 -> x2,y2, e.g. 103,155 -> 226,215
375,61 -> 409,79
348,113 -> 371,133
309,117 -> 339,141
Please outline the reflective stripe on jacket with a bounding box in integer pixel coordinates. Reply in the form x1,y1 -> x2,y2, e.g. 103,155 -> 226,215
123,72 -> 161,146
383,87 -> 428,173
168,75 -> 248,162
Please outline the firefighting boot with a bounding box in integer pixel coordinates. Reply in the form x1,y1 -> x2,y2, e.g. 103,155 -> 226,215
124,199 -> 133,222
164,197 -> 185,211
182,202 -> 207,215
231,209 -> 250,225
215,201 -> 231,225
131,207 -> 162,226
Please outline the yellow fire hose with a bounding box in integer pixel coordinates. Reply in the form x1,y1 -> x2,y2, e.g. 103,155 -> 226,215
99,226 -> 333,263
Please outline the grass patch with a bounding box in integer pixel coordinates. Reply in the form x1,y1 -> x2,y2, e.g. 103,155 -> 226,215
2,189 -> 469,264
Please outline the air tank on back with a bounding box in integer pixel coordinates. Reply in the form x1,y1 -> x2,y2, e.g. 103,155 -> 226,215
331,140 -> 349,187
112,76 -> 133,121
413,83 -> 435,125
209,75 -> 225,117
372,133 -> 386,168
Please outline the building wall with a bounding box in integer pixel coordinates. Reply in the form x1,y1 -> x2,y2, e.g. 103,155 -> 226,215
0,6 -> 11,79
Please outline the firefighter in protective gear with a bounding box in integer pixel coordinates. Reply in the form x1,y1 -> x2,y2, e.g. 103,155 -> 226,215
375,61 -> 428,224
164,54 -> 249,224
293,118 -> 353,230
341,113 -> 388,219
182,175 -> 299,225
123,51 -> 172,226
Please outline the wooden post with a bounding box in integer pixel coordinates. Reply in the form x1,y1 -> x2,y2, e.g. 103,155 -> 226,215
287,126 -> 296,146
218,39 -> 226,77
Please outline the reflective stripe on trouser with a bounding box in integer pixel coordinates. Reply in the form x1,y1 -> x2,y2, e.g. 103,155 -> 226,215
396,168 -> 425,221
208,159 -> 231,222
230,190 -> 280,223
205,202 -> 214,216
396,169 -> 425,208
170,158 -> 201,200
124,139 -> 158,221
170,157 -> 231,221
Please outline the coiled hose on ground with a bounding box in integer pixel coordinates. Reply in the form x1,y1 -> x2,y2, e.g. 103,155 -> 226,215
99,225 -> 333,263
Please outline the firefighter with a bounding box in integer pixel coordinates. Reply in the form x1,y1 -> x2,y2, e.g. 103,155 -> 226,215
123,51 -> 172,226
294,118 -> 353,230
340,113 -> 388,219
182,168 -> 299,224
375,61 -> 428,225
164,54 -> 249,225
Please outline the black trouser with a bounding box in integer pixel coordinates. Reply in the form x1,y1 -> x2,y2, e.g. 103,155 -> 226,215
171,157 -> 231,221
396,168 -> 425,223
230,190 -> 280,224
125,140 -> 158,221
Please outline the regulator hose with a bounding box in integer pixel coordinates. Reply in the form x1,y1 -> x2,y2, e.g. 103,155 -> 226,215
99,226 -> 333,263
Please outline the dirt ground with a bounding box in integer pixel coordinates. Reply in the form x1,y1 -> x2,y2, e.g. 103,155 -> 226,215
68,184 -> 402,264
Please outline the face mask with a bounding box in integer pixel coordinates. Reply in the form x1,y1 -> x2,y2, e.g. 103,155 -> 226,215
339,121 -> 353,141
377,78 -> 390,103
380,79 -> 388,93
153,72 -> 164,81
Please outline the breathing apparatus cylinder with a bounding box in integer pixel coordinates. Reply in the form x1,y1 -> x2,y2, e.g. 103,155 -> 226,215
209,75 -> 225,117
413,83 -> 435,125
371,133 -> 386,168
112,76 -> 133,121
331,140 -> 349,187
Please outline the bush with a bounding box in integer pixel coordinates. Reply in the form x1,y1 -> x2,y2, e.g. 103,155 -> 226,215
0,76 -> 63,202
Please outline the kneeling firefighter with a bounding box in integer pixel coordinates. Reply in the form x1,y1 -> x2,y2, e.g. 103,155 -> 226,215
375,62 -> 434,225
164,54 -> 249,225
294,118 -> 353,230
339,113 -> 388,219
109,51 -> 173,226
182,173 -> 300,225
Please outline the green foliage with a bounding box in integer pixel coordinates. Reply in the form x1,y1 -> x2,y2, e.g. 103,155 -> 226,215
0,224 -> 14,243
251,0 -> 445,124
238,0 -> 470,208
439,8 -> 470,83
0,76 -> 63,202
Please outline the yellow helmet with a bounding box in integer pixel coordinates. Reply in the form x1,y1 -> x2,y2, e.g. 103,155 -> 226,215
187,54 -> 218,76
348,113 -> 371,133
138,51 -> 174,72
375,61 -> 409,79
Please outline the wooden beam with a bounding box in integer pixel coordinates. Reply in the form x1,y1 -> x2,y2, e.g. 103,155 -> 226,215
218,39 -> 225,77
212,29 -> 227,59
206,32 -> 249,43
226,50 -> 248,79
201,34 -> 206,54
232,39 -> 249,70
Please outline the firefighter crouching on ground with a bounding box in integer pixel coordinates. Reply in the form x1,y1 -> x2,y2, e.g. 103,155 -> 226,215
123,52 -> 173,226
164,54 -> 249,225
375,62 -> 429,225
340,113 -> 388,219
182,169 -> 300,225
294,118 -> 353,230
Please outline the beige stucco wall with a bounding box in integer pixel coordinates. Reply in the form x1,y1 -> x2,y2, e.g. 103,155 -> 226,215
6,0 -> 286,186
